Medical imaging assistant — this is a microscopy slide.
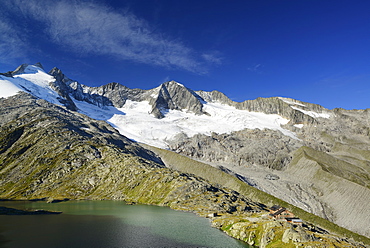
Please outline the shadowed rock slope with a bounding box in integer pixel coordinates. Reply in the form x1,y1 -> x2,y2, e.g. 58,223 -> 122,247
0,93 -> 262,214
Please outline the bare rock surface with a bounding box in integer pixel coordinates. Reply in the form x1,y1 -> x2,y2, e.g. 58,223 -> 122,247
167,104 -> 370,237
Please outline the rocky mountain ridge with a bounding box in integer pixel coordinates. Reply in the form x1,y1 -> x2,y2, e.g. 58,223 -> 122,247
49,66 -> 207,119
11,63 -> 331,125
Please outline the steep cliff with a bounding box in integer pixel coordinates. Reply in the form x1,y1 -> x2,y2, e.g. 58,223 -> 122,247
148,81 -> 206,118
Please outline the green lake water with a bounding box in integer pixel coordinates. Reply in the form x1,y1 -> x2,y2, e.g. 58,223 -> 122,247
0,200 -> 251,248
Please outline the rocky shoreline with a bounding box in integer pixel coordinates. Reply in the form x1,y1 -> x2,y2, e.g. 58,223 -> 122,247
209,212 -> 366,248
0,198 -> 368,248
0,206 -> 62,215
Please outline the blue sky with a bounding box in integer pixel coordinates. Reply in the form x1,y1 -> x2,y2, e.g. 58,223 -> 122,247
1,0 -> 369,110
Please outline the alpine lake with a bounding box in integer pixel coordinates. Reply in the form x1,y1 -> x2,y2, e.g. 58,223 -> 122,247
0,200 -> 252,248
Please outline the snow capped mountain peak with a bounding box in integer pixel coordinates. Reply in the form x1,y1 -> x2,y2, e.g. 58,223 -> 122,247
0,63 -> 62,105
0,63 -> 336,149
148,79 -> 206,118
164,80 -> 185,87
12,63 -> 45,75
34,62 -> 44,70
49,67 -> 71,83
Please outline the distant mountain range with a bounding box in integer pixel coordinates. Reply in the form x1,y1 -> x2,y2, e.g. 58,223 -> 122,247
1,63 -> 331,147
1,63 -> 369,246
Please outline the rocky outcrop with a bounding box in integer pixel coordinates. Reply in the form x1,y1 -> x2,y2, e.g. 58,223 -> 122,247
149,81 -> 206,118
211,214 -> 366,248
11,63 -> 30,75
91,82 -> 147,108
169,128 -> 301,169
196,91 -> 328,125
48,68 -> 78,111
49,67 -> 114,109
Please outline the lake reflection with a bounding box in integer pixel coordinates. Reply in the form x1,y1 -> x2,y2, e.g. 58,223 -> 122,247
0,201 -> 251,248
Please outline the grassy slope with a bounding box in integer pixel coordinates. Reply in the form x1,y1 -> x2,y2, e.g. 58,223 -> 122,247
143,144 -> 370,245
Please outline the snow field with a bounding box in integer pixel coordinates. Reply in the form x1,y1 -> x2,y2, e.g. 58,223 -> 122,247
106,100 -> 297,148
0,65 -> 60,105
0,76 -> 24,98
290,106 -> 331,119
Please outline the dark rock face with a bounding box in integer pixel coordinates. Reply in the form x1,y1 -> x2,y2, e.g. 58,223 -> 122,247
149,81 -> 206,118
49,67 -> 114,109
48,68 -> 78,111
94,82 -> 146,108
11,63 -> 29,75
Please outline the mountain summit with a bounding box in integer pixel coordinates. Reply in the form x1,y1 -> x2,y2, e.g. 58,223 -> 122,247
148,81 -> 206,118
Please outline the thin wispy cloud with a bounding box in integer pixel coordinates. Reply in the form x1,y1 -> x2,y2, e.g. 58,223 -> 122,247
2,0 -> 216,73
202,52 -> 223,65
0,17 -> 28,64
160,76 -> 171,85
247,64 -> 262,72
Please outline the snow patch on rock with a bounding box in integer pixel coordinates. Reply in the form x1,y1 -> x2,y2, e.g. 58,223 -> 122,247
278,97 -> 306,107
291,106 -> 331,119
0,76 -> 24,98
